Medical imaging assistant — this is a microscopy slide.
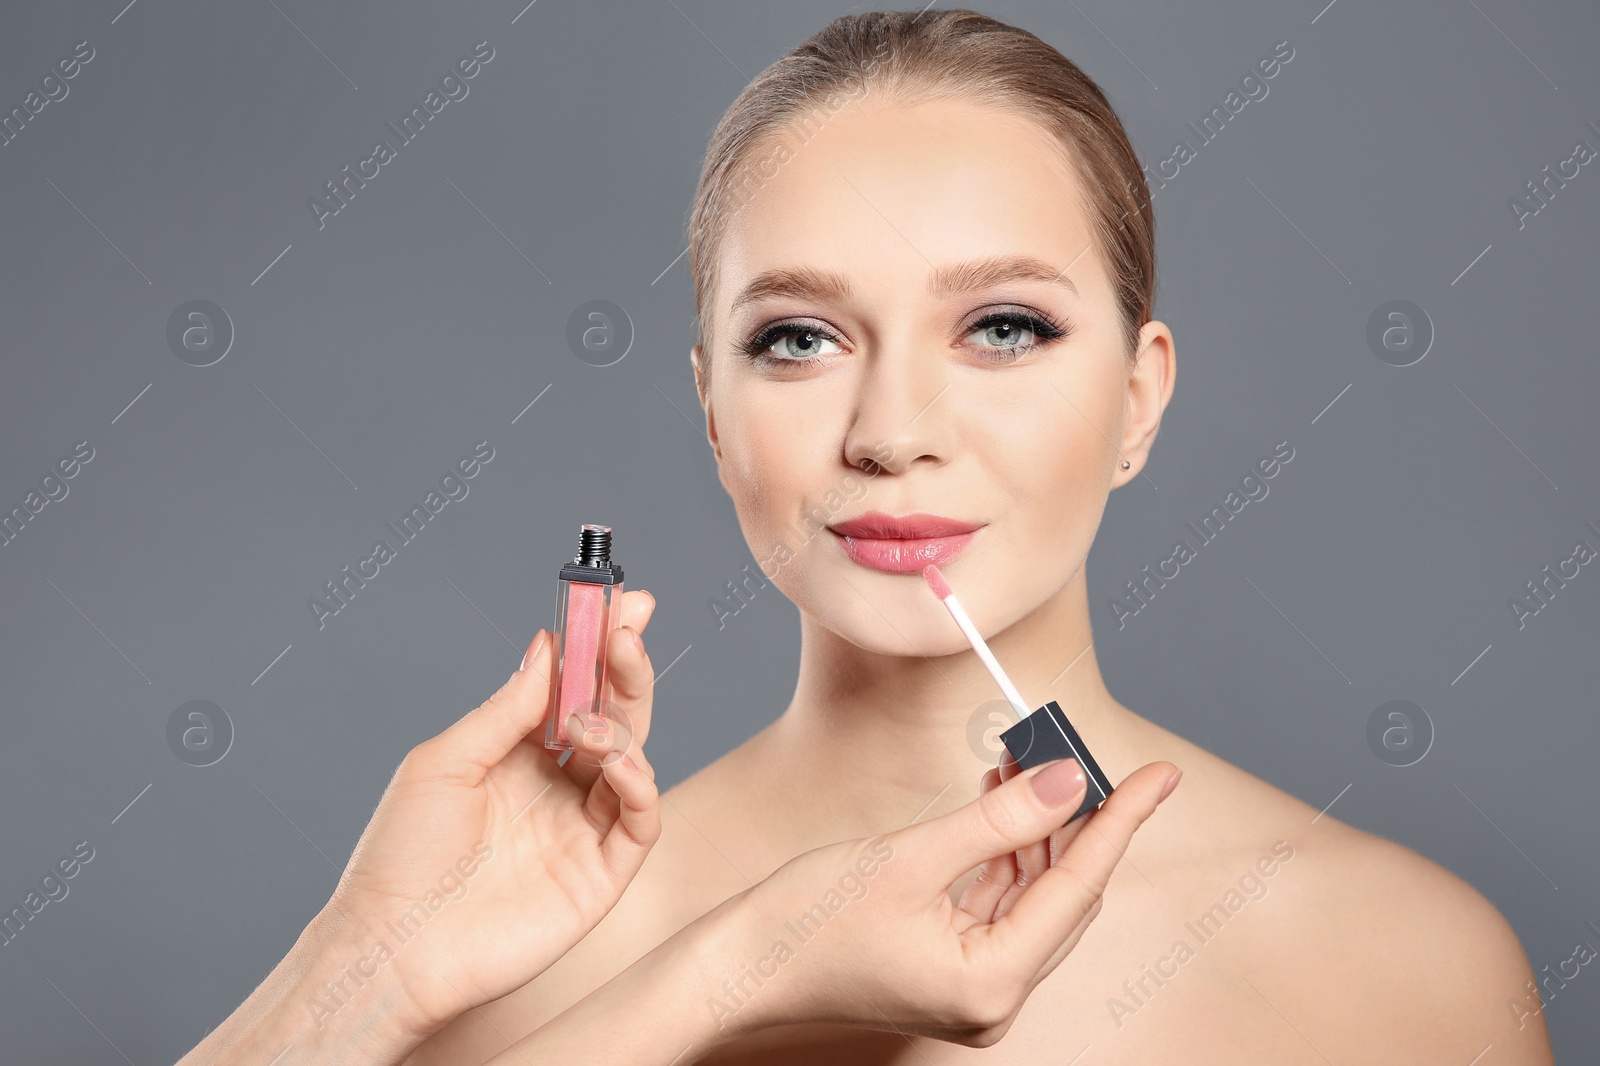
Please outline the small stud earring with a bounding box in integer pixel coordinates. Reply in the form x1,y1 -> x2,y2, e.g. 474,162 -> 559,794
1120,459 -> 1131,470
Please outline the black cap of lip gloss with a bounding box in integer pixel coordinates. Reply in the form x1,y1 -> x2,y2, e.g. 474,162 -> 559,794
559,523 -> 624,584
999,700 -> 1114,825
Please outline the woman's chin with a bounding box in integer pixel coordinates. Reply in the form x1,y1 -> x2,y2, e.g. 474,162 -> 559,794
781,552 -> 1028,657
804,601 -> 980,660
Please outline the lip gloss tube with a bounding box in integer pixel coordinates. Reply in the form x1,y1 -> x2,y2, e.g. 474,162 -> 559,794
544,523 -> 626,751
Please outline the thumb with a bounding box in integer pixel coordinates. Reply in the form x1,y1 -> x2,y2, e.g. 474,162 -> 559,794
987,761 -> 1177,970
898,759 -> 1089,884
425,630 -> 553,779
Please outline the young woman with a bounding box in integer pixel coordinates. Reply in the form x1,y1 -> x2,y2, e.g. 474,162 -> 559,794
413,9 -> 1554,1064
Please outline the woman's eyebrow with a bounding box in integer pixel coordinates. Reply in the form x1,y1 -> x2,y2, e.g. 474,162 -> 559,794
730,266 -> 851,312
930,254 -> 1079,299
730,254 -> 1078,313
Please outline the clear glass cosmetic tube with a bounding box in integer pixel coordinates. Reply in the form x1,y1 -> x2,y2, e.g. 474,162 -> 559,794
544,523 -> 625,751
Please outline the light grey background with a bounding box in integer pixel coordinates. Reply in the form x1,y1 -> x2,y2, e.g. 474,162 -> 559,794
1,0 -> 1595,1060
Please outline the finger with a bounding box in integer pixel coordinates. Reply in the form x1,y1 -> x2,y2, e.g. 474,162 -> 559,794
580,741 -> 657,836
956,769 -> 1019,921
422,631 -> 555,780
1032,897 -> 1103,978
957,852 -> 1018,925
988,762 -> 1178,973
1048,815 -> 1091,866
998,754 -> 1051,904
597,748 -> 662,868
614,736 -> 656,781
519,627 -> 552,680
569,710 -> 657,780
993,881 -> 1025,922
616,588 -> 656,635
1043,760 -> 1096,865
605,623 -> 655,748
560,708 -> 615,792
559,622 -> 655,790
893,757 -> 1089,885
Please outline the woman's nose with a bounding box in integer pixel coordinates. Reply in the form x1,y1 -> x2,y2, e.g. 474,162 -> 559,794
842,352 -> 954,475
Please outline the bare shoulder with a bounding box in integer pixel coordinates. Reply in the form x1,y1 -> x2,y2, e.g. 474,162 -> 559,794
1167,744 -> 1553,1064
404,756 -> 757,1065
1272,819 -> 1550,1061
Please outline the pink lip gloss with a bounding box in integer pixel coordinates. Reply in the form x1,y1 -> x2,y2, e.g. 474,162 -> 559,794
544,523 -> 626,751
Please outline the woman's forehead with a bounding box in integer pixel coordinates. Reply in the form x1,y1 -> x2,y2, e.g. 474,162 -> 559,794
718,97 -> 1101,310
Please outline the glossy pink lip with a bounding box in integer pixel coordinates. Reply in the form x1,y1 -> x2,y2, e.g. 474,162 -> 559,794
827,511 -> 983,573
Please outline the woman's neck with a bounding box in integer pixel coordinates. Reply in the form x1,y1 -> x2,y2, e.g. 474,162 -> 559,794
756,571 -> 1143,845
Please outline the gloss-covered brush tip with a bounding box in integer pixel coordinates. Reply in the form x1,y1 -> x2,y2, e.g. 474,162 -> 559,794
921,563 -> 953,600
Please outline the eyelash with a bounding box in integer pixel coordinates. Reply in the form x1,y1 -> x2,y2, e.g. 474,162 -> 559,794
737,309 -> 1071,370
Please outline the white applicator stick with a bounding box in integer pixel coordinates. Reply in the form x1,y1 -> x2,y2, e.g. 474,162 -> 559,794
921,563 -> 1031,719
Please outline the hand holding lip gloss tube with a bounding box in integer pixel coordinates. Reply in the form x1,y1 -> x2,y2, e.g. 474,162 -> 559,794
922,563 -> 1116,825
176,528 -> 663,1065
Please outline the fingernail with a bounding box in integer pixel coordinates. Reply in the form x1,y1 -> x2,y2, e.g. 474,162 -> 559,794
565,713 -> 583,741
585,713 -> 608,738
621,753 -> 640,772
1158,769 -> 1183,802
1030,759 -> 1086,807
521,630 -> 549,672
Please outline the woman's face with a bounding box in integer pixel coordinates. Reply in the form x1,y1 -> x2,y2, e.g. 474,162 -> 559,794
694,95 -> 1170,655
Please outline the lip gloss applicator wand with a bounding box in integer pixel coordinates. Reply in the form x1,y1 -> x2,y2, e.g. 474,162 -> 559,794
921,563 -> 1114,824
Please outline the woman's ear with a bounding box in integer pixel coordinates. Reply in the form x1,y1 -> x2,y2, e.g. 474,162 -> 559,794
1116,321 -> 1175,484
690,343 -> 722,463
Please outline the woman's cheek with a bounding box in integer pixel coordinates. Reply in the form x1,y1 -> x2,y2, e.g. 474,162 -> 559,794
722,430 -> 807,562
1015,416 -> 1109,538
723,449 -> 777,539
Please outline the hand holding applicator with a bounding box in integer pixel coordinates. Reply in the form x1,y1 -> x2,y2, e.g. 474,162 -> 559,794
922,564 -> 1114,824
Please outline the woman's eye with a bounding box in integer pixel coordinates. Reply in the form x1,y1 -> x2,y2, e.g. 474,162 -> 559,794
747,327 -> 843,363
970,319 -> 1036,348
961,312 -> 1068,362
740,312 -> 1065,368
